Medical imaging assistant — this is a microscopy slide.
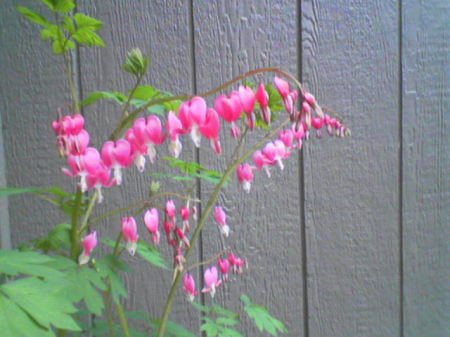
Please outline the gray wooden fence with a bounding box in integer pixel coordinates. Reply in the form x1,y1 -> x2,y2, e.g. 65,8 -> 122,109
1,1 -> 449,336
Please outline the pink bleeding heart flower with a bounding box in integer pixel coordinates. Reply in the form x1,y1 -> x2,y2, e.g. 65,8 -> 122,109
122,217 -> 139,256
214,206 -> 229,237
125,128 -> 147,172
175,227 -> 190,247
236,163 -> 254,193
86,163 -> 116,203
291,122 -> 306,149
238,85 -> 256,130
274,76 -> 290,98
183,273 -> 198,302
201,266 -> 222,298
54,114 -> 85,136
165,200 -> 176,219
311,116 -> 324,138
64,129 -> 90,156
218,258 -> 230,281
163,220 -> 176,246
63,147 -> 102,192
262,140 -> 288,170
166,111 -> 183,158
199,109 -> 222,154
228,253 -> 246,274
179,96 -> 207,147
303,92 -> 324,118
252,149 -> 272,178
180,206 -> 190,232
278,129 -> 295,149
214,92 -> 243,138
101,139 -> 132,185
79,231 -> 97,265
255,83 -> 271,125
144,208 -> 160,244
133,116 -> 166,163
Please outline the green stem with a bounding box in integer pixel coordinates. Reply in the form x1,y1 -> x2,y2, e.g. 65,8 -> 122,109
109,67 -> 303,140
77,190 -> 99,234
122,74 -> 143,118
105,288 -> 117,337
70,188 -> 83,260
156,118 -> 291,337
116,302 -> 131,337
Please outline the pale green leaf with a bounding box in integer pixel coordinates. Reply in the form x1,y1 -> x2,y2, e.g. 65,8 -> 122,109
17,7 -> 51,27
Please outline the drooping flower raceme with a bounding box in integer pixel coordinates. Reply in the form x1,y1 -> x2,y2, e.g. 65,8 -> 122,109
79,231 -> 97,265
122,217 -> 139,256
183,273 -> 197,302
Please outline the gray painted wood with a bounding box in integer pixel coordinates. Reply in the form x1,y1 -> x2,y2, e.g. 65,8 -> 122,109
301,1 -> 401,336
77,0 -> 200,333
193,1 -> 305,336
0,111 -> 11,249
402,1 -> 450,336
0,0 -> 73,246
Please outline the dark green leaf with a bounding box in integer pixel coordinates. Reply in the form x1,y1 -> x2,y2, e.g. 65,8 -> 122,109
35,223 -> 72,252
17,7 -> 51,27
150,319 -> 197,337
136,240 -> 168,269
0,249 -> 62,278
80,91 -> 127,106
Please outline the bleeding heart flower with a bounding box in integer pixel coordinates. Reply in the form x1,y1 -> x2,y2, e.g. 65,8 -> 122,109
214,206 -> 229,237
179,96 -> 207,147
86,163 -> 116,203
238,85 -> 256,129
122,217 -> 139,256
133,115 -> 166,163
236,163 -> 254,193
144,208 -> 160,244
214,92 -> 243,138
183,273 -> 197,302
101,139 -> 132,185
63,147 -> 102,192
218,258 -> 230,281
255,83 -> 271,125
201,266 -> 222,298
199,109 -> 222,154
166,111 -> 183,158
79,231 -> 97,265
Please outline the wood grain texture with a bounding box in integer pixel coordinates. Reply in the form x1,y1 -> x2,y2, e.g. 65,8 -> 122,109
76,0 -> 200,333
301,1 -> 401,336
193,1 -> 305,336
0,0 -> 73,245
0,111 -> 11,249
402,1 -> 450,336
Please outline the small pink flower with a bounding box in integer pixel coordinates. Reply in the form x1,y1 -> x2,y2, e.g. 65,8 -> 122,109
214,206 -> 229,237
252,150 -> 272,177
122,217 -> 139,256
180,206 -> 190,232
133,116 -> 166,163
236,163 -> 254,193
311,116 -> 324,138
262,140 -> 288,170
214,92 -> 243,138
101,139 -> 132,185
183,273 -> 198,302
166,111 -> 183,158
238,85 -> 256,130
66,129 -> 90,156
255,83 -> 271,125
144,208 -> 160,244
279,129 -> 295,149
179,96 -> 207,147
125,128 -> 147,172
63,147 -> 102,192
228,253 -> 246,274
79,231 -> 97,265
218,258 -> 230,281
199,109 -> 222,154
163,220 -> 176,246
175,227 -> 190,247
165,200 -> 176,219
201,266 -> 222,298
86,163 -> 116,203
274,77 -> 290,97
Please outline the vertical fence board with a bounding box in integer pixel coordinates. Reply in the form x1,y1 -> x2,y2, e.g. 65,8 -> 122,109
76,0 -> 200,332
0,0 -> 73,245
402,1 -> 450,336
193,1 -> 304,336
302,1 -> 401,336
0,111 -> 11,249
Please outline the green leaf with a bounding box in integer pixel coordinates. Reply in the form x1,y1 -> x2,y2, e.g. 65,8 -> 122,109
1,277 -> 80,332
0,249 -> 62,278
42,0 -> 75,13
149,172 -> 194,182
34,223 -> 72,252
131,85 -> 160,100
73,13 -> 103,31
241,294 -> 287,336
136,240 -> 168,269
80,91 -> 127,106
40,24 -> 60,40
0,187 -> 38,198
162,157 -> 226,185
150,319 -> 197,337
17,7 -> 52,27
191,301 -> 211,314
265,83 -> 284,113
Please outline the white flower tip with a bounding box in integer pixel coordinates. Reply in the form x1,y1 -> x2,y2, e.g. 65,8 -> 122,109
78,253 -> 89,265
220,225 -> 230,237
135,155 -> 146,172
188,294 -> 195,302
126,242 -> 137,256
243,181 -> 251,193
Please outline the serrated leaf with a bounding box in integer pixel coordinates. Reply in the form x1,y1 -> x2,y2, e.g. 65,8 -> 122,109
241,294 -> 287,336
150,319 -> 197,337
81,90 -> 127,106
96,255 -> 129,303
73,13 -> 103,31
35,223 -> 71,252
191,301 -> 211,314
0,249 -> 62,278
17,7 -> 51,27
212,304 -> 238,318
1,277 -> 80,332
42,0 -> 75,13
137,240 -> 168,269
131,85 -> 159,100
149,172 -> 194,182
162,157 -> 226,185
